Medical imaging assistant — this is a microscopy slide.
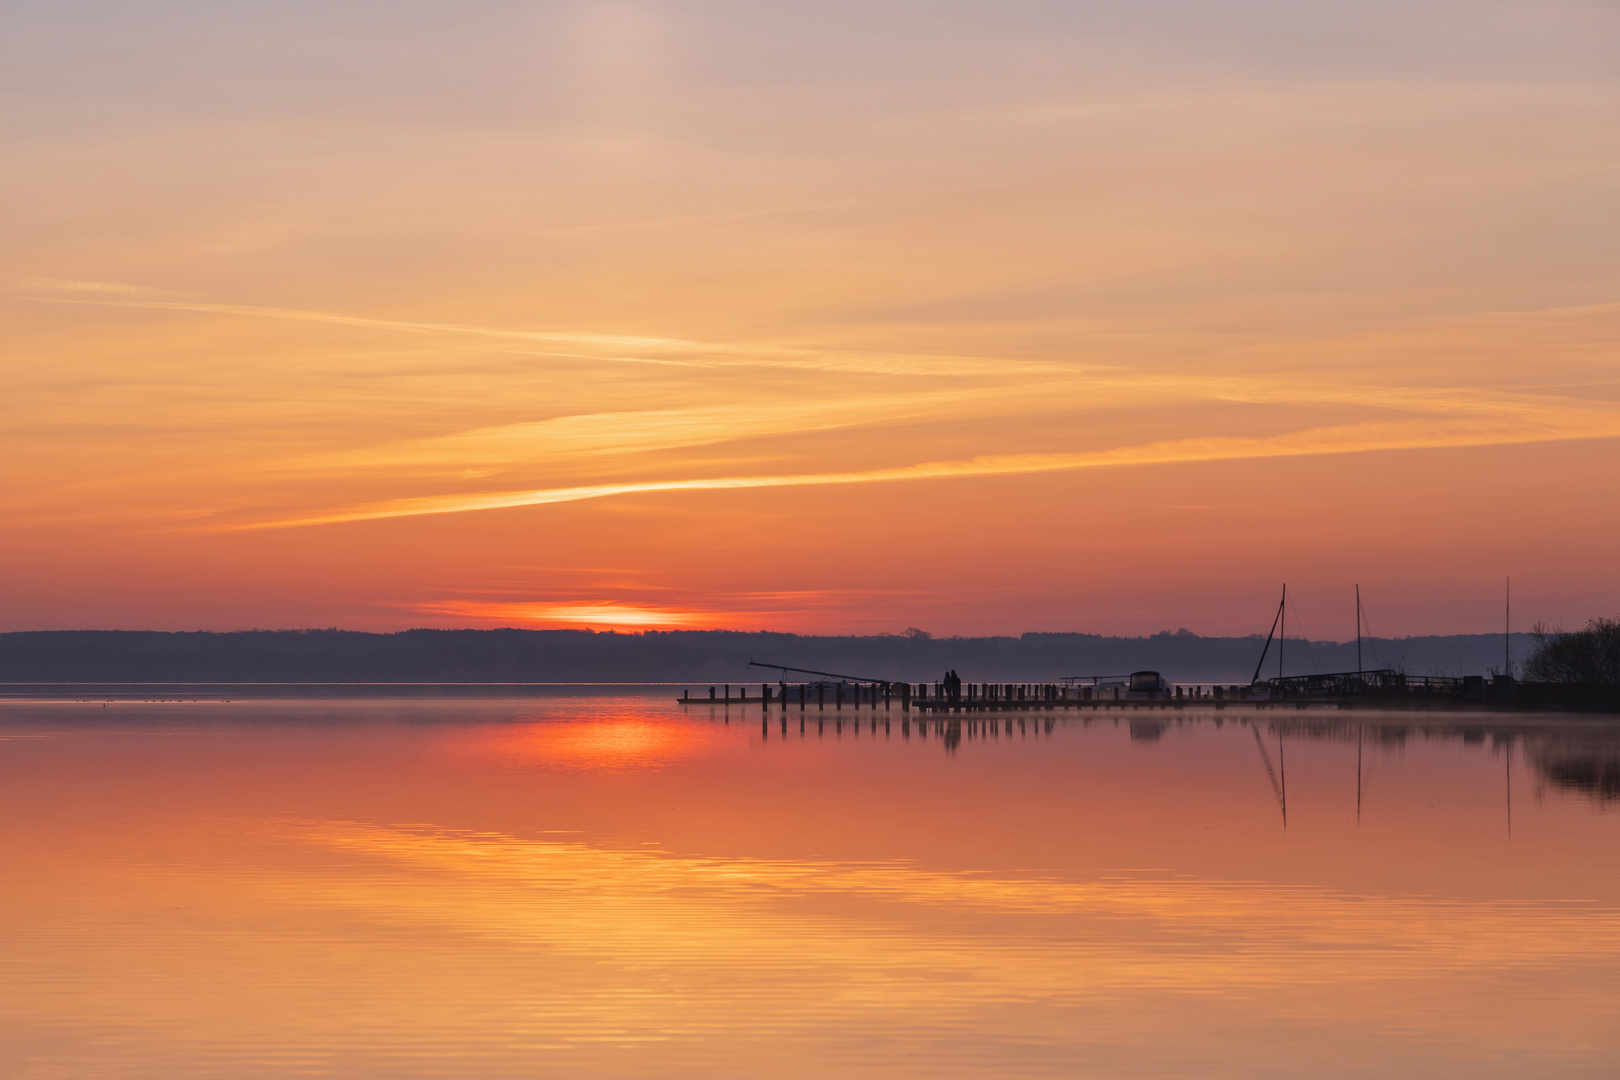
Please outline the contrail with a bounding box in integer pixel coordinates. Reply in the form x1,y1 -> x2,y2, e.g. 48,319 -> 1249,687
213,408 -> 1620,530
26,296 -> 1052,377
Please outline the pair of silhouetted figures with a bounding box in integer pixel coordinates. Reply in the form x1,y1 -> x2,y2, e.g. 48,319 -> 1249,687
943,670 -> 962,701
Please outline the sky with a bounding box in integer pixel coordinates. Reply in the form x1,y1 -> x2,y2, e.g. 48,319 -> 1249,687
2,0 -> 1618,637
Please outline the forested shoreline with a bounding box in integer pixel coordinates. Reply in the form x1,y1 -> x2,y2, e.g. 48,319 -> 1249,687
0,628 -> 1538,684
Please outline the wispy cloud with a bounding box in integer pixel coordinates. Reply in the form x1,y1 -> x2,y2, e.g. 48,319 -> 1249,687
215,400 -> 1620,531
19,278 -> 201,298
25,296 -> 1060,378
261,385 -> 1058,478
252,369 -> 1614,484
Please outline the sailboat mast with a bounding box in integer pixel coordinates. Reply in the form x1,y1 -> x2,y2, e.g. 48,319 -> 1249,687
1279,584 -> 1286,681
1356,584 -> 1363,677
1250,586 -> 1287,686
1505,576 -> 1511,677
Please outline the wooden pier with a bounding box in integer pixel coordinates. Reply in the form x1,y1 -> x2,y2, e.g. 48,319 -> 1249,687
677,681 -> 1309,712
673,677 -> 1539,712
675,659 -> 1613,716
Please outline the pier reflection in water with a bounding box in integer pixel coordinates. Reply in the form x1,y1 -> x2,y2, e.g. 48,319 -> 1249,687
2,697 -> 1618,1078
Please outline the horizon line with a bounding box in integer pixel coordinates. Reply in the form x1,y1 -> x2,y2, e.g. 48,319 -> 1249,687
0,626 -> 1541,644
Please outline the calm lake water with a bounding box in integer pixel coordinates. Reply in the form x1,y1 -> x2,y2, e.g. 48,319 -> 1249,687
2,696 -> 1618,1078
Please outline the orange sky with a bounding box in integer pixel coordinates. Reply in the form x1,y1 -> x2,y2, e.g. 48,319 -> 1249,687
3,0 -> 1618,635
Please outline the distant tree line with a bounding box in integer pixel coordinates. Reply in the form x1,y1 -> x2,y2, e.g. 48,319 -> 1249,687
1526,617 -> 1620,684
0,628 -> 1538,684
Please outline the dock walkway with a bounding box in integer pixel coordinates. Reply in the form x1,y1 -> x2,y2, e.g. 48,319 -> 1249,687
677,681 -> 1369,712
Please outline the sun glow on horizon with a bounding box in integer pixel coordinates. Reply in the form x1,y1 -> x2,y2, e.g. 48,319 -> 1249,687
414,601 -> 708,630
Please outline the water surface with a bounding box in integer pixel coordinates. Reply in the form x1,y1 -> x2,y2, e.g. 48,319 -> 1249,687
2,697 -> 1617,1077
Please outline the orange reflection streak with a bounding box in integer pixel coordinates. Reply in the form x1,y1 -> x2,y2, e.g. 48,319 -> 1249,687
279,818 -> 1620,1001
467,720 -> 706,771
